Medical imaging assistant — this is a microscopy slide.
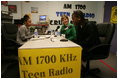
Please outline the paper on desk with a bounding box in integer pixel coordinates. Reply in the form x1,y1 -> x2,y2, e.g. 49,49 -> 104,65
30,36 -> 46,41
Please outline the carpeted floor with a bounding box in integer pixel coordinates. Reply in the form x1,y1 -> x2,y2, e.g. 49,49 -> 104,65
82,52 -> 117,78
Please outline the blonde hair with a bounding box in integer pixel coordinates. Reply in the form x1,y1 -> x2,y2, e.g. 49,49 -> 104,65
61,15 -> 69,22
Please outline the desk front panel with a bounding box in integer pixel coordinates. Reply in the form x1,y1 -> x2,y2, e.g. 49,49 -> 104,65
18,47 -> 82,78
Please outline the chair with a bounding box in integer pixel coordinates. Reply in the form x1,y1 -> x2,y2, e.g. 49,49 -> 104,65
1,23 -> 20,55
1,23 -> 20,77
83,23 -> 115,77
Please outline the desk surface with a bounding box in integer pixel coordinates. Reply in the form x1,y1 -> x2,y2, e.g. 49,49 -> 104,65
19,35 -> 80,49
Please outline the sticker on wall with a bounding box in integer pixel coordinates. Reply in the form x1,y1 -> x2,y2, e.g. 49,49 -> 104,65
31,7 -> 38,13
110,6 -> 117,23
8,5 -> 17,13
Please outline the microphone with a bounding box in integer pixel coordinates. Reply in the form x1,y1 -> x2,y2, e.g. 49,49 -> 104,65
55,26 -> 60,31
68,25 -> 72,29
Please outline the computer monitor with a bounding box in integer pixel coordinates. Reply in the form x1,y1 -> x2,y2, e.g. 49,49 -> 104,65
39,15 -> 46,22
39,15 -> 50,25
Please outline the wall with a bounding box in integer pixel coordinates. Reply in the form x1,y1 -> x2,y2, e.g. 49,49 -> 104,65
103,1 -> 117,54
7,1 -> 22,19
4,1 -> 105,30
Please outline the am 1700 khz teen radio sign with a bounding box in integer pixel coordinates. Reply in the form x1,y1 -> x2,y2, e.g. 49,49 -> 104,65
18,47 -> 82,78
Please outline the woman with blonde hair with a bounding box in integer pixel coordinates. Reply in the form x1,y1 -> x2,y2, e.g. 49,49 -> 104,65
60,15 -> 76,42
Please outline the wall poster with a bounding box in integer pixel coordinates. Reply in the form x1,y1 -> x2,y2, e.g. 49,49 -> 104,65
110,6 -> 117,23
31,7 -> 38,13
8,5 -> 17,13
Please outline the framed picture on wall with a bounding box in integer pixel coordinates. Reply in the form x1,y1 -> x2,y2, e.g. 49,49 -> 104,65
31,7 -> 38,13
8,5 -> 17,13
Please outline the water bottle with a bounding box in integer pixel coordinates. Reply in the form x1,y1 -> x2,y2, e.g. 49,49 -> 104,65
34,29 -> 38,38
57,31 -> 60,36
55,31 -> 60,37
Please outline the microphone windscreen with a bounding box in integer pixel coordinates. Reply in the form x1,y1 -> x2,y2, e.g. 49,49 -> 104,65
56,26 -> 60,31
57,26 -> 60,29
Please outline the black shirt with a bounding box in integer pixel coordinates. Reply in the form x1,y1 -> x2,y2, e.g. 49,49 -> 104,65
75,21 -> 101,51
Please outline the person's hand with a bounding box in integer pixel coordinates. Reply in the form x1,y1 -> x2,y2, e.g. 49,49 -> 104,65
31,34 -> 35,38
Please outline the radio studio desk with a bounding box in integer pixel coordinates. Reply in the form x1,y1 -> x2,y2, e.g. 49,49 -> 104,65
18,35 -> 82,78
